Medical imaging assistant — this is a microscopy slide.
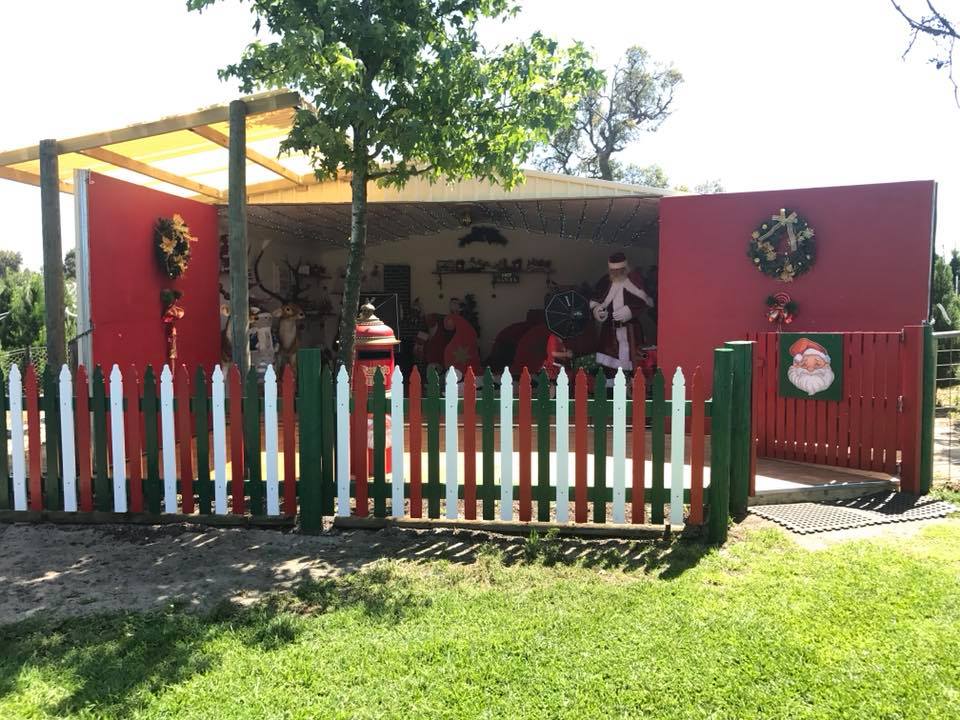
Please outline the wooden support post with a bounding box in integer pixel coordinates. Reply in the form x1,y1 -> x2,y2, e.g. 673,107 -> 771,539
228,100 -> 250,376
725,340 -> 753,516
39,139 -> 66,369
919,323 -> 935,495
709,348 -> 734,544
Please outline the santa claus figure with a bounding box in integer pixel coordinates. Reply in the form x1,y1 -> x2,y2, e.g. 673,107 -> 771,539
590,251 -> 654,374
787,338 -> 836,396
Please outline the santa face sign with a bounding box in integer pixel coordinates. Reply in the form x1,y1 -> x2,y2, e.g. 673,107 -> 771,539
778,333 -> 843,401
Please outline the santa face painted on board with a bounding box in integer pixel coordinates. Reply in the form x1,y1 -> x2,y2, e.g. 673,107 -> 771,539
787,338 -> 835,396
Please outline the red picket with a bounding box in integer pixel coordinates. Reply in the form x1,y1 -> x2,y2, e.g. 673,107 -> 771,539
75,365 -> 93,513
574,369 -> 588,523
847,334 -> 862,469
282,366 -> 297,516
124,365 -> 143,513
765,334 -> 779,459
228,365 -> 245,515
860,333 -> 876,468
409,368 -> 423,518
25,365 -> 42,511
826,384 -> 839,466
631,370 -> 646,523
462,367 -> 477,520
690,367 -> 705,525
883,333 -> 901,474
518,368 -> 532,522
352,367 -> 369,517
175,365 -> 194,515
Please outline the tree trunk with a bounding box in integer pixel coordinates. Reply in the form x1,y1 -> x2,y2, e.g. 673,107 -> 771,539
336,163 -> 369,368
597,151 -> 613,181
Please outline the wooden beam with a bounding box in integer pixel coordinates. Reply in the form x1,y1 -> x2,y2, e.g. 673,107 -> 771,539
0,165 -> 73,194
228,100 -> 251,376
189,125 -> 302,184
77,147 -> 224,200
39,140 -> 66,370
0,89 -> 301,167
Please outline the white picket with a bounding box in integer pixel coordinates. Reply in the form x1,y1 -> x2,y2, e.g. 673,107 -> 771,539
211,366 -> 228,514
109,365 -> 128,513
9,365 -> 26,511
159,366 -> 177,513
336,365 -> 351,517
554,367 -> 570,523
264,365 -> 280,516
58,365 -> 77,512
500,370 -> 513,521
390,366 -> 405,518
671,367 -> 687,526
445,367 -> 459,519
612,368 -> 627,523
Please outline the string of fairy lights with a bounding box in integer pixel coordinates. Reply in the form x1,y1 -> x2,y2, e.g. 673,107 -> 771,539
244,196 -> 660,248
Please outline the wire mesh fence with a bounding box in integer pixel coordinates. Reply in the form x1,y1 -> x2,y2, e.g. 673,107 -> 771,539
933,331 -> 960,487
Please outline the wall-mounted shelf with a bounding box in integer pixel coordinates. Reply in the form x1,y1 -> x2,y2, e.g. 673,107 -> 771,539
432,267 -> 554,288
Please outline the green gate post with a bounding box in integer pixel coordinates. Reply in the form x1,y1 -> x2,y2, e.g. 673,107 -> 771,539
725,341 -> 753,515
42,366 -> 62,511
920,323 -> 936,495
298,349 -> 323,532
709,348 -> 734,544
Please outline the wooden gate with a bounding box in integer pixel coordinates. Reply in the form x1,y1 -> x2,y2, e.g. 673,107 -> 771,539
747,326 -> 929,493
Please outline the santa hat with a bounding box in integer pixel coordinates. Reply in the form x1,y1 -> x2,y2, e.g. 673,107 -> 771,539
789,338 -> 830,364
607,251 -> 627,269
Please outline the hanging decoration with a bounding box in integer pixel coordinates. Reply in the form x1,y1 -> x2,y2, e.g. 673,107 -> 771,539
155,214 -> 197,279
160,289 -> 185,364
458,225 -> 508,247
765,291 -> 798,329
747,208 -> 816,282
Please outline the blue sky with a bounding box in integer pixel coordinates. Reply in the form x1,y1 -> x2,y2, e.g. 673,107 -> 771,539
1,0 -> 956,268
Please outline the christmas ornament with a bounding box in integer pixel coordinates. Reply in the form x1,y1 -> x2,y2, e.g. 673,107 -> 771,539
160,289 -> 185,364
766,292 -> 798,330
154,214 -> 197,279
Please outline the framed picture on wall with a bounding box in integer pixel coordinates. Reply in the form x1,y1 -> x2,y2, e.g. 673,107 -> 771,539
778,333 -> 843,401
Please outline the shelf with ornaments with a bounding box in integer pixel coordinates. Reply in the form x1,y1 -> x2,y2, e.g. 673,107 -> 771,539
432,259 -> 554,287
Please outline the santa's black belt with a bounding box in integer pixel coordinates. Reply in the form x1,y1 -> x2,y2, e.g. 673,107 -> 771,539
613,321 -> 631,329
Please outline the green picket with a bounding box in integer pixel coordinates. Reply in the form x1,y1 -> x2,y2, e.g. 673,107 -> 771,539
0,368 -> 9,510
42,366 -> 62,511
480,367 -> 495,520
142,366 -> 161,514
535,369 -> 551,521
297,349 -> 322,532
426,368 -> 441,519
651,369 -> 666,524
372,368 -> 387,518
92,366 -> 111,512
592,370 -> 608,523
244,367 -> 263,516
194,367 -> 211,515
320,364 -> 335,514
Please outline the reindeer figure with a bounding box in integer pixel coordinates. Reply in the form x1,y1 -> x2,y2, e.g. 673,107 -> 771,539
253,249 -> 310,374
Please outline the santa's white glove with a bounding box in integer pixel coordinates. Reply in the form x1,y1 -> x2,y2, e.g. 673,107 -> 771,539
612,305 -> 632,322
593,304 -> 608,322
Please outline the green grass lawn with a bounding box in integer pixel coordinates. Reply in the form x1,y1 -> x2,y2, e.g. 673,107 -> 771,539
2,522 -> 959,719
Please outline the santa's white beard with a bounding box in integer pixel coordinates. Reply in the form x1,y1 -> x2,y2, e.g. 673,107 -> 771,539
788,364 -> 835,396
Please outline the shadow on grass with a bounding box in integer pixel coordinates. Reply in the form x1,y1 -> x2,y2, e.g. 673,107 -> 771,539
0,563 -> 427,718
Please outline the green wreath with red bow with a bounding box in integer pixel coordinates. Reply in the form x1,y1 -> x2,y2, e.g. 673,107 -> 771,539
747,208 -> 816,282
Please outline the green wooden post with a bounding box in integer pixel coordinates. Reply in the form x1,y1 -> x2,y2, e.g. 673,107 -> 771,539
709,348 -> 734,544
320,364 -> 335,514
244,367 -> 263,516
0,368 -> 8,510
725,341 -> 753,515
142,366 -> 161,515
372,368 -> 387,518
92,366 -> 111,512
481,368 -> 495,520
194,368 -> 211,515
920,323 -> 936,495
426,368 -> 441,519
592,370 -> 608,524
298,349 -> 323,532
651,370 -> 666,524
42,366 -> 62,511
536,369 -> 551,521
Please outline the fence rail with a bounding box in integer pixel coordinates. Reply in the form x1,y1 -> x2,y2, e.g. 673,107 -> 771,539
0,342 -> 751,543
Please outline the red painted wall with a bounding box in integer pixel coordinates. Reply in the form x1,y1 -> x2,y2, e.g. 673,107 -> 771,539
658,181 -> 936,390
87,173 -> 220,372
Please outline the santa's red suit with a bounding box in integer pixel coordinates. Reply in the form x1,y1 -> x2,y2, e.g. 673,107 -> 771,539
590,253 -> 654,372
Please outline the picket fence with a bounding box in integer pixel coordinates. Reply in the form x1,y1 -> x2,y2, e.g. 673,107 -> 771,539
0,344 -> 747,542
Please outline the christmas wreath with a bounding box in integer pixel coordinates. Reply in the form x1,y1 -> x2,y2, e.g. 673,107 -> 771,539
747,208 -> 816,282
154,214 -> 197,279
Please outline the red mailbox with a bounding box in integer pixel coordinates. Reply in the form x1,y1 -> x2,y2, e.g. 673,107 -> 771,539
354,300 -> 400,389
